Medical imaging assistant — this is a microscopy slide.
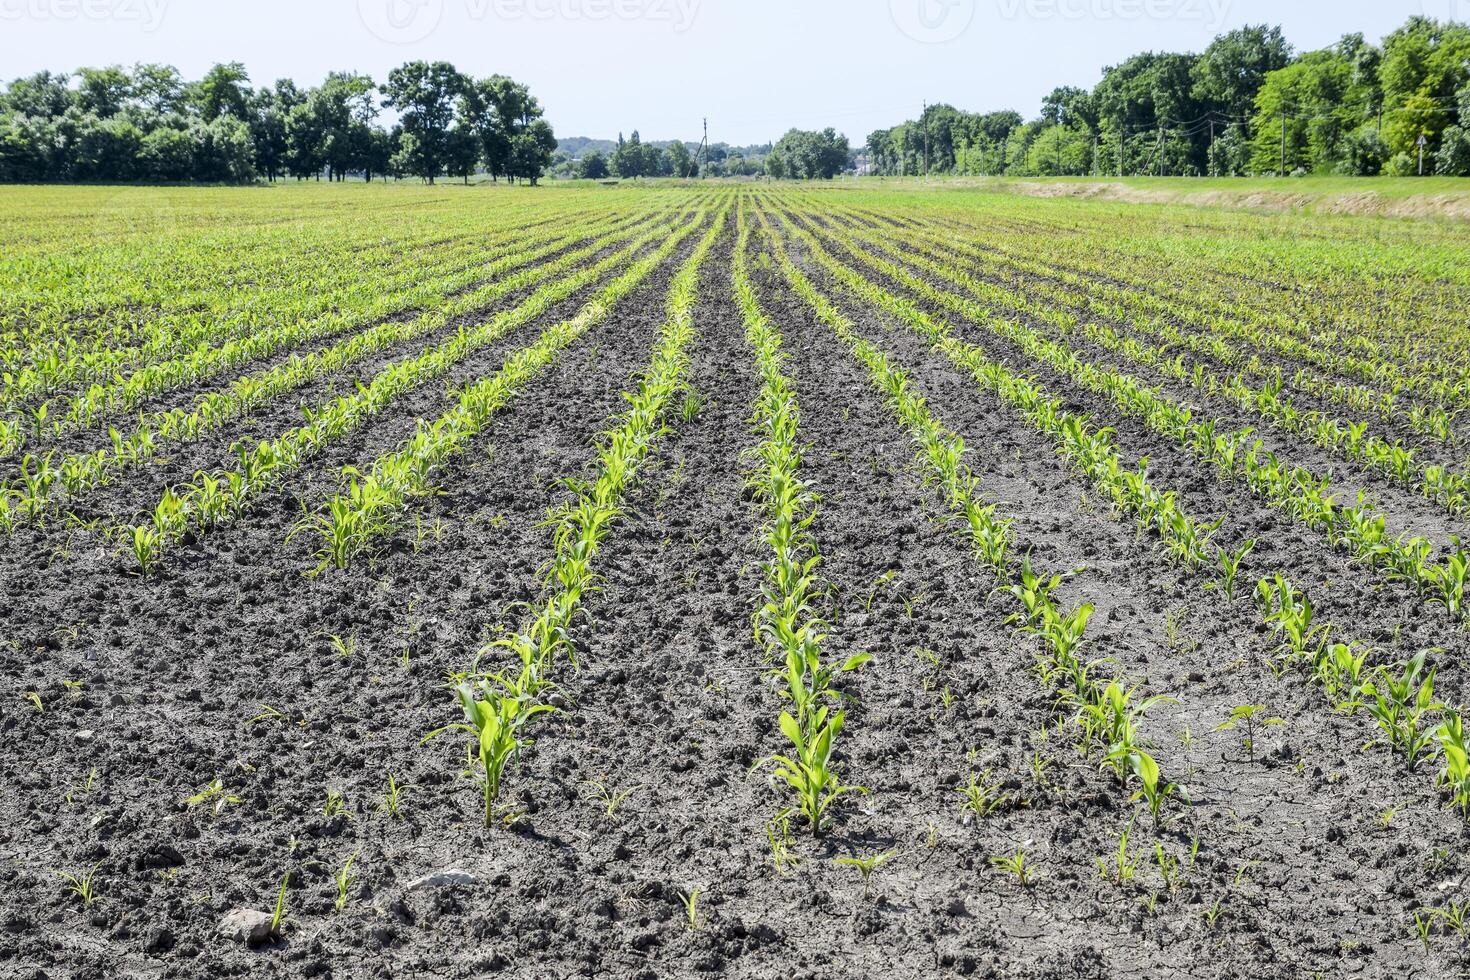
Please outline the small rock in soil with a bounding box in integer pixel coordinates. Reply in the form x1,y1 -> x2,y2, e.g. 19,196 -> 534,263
218,908 -> 273,945
406,868 -> 477,892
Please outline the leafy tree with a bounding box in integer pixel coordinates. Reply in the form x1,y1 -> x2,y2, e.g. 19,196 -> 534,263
380,61 -> 466,183
191,62 -> 251,121
2,71 -> 73,119
446,124 -> 481,183
190,114 -> 255,182
612,130 -> 644,178
508,118 -> 556,184
771,128 -> 849,179
1192,25 -> 1293,122
72,115 -> 144,179
75,66 -> 133,118
579,150 -> 609,179
665,139 -> 694,177
138,125 -> 193,181
1379,17 -> 1470,158
1040,87 -> 1097,130
131,63 -> 184,115
248,81 -> 300,181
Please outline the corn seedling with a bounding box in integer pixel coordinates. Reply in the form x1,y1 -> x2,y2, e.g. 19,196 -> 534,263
270,871 -> 290,937
184,778 -> 240,817
583,777 -> 640,820
1359,652 -> 1443,771
956,770 -> 1009,819
1415,911 -> 1435,954
1097,817 -> 1141,886
425,677 -> 556,827
323,788 -> 353,820
766,813 -> 800,875
989,849 -> 1036,889
333,849 -> 360,912
833,850 -> 896,901
380,772 -> 407,819
53,861 -> 102,908
681,888 -> 702,930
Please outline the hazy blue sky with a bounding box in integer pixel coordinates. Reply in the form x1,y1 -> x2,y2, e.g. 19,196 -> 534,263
0,0 -> 1448,144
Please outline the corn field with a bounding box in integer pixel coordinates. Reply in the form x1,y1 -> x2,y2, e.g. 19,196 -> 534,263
4,182 -> 1470,978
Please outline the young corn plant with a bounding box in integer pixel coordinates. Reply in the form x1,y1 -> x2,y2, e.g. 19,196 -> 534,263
424,675 -> 555,827
1359,653 -> 1444,772
1435,711 -> 1470,818
761,707 -> 867,836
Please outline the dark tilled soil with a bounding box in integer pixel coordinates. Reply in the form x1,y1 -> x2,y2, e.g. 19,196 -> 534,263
3,214 -> 1469,980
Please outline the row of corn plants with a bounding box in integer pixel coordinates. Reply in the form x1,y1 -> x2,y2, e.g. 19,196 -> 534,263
428,204 -> 728,825
784,208 -> 1470,633
732,202 -> 869,836
758,205 -> 1183,823
852,203 -> 1470,437
0,206 -> 682,527
1,216 -> 546,382
856,197 -> 1468,390
110,207 -> 710,575
763,201 -> 1470,822
0,204 -> 659,455
815,208 -> 1470,513
0,194 -> 572,376
297,203 -> 725,571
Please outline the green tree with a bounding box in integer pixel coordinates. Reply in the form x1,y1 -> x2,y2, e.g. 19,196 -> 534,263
665,139 -> 694,177
2,71 -> 73,119
1192,25 -> 1293,123
771,127 -> 849,179
446,124 -> 480,183
74,66 -> 133,118
191,62 -> 251,121
380,60 -> 466,183
131,63 -> 184,115
507,118 -> 556,184
579,150 -> 609,179
612,130 -> 644,178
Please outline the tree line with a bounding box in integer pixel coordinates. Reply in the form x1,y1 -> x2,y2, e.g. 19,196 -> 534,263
865,16 -> 1470,178
0,60 -> 556,184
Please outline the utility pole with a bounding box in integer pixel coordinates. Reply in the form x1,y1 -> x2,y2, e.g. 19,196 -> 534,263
1280,106 -> 1286,177
1208,119 -> 1215,177
1157,125 -> 1164,177
922,100 -> 930,179
700,117 -> 708,177
1418,134 -> 1428,176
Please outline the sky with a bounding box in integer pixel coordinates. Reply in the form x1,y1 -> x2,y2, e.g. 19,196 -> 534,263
0,0 -> 1451,145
